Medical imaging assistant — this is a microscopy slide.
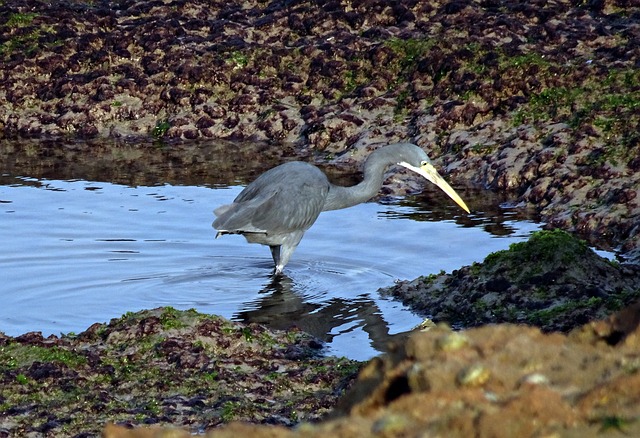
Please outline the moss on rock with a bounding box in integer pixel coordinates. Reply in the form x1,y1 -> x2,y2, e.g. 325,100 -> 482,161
383,230 -> 640,332
0,308 -> 360,436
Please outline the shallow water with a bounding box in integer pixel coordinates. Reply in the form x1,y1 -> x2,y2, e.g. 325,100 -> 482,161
1,140 -> 545,360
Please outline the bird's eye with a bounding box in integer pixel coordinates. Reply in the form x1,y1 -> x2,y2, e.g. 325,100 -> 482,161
420,160 -> 428,166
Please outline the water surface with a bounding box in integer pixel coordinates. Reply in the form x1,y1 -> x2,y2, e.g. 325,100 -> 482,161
1,140 -> 543,360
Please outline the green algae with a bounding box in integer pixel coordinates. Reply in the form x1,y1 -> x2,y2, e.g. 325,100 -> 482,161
483,229 -> 590,283
384,36 -> 436,75
383,229 -> 640,333
0,308 -> 361,436
0,344 -> 87,370
5,12 -> 38,27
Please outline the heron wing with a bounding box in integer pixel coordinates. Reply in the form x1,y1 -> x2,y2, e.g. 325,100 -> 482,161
213,162 -> 329,236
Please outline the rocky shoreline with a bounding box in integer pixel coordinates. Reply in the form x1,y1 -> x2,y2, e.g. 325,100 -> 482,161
1,0 -> 640,436
0,308 -> 361,436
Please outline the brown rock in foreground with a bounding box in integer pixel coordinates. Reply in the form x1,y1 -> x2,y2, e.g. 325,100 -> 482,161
107,300 -> 640,437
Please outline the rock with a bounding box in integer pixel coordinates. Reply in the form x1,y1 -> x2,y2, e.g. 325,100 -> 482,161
0,308 -> 360,437
106,299 -> 640,437
381,230 -> 640,332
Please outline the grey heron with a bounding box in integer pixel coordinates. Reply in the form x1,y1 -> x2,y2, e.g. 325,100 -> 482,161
213,142 -> 470,275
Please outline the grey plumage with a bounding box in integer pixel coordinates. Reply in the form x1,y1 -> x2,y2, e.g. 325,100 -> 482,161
213,143 -> 470,275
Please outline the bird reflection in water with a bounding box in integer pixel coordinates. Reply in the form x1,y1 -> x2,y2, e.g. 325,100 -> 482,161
234,274 -> 409,355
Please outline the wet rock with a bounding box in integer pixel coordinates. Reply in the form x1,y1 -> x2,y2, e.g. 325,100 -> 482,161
382,229 -> 640,332
0,308 -> 359,437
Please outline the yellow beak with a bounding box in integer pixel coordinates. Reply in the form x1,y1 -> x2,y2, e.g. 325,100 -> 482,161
399,161 -> 470,214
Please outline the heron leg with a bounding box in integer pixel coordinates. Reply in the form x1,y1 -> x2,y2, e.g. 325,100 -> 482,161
269,245 -> 283,275
269,233 -> 303,275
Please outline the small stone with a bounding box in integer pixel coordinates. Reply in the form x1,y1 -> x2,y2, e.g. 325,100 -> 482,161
457,364 -> 491,387
371,413 -> 413,435
520,373 -> 550,386
415,318 -> 436,331
436,332 -> 470,352
407,363 -> 431,392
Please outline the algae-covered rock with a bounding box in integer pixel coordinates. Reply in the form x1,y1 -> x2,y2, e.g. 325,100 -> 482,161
0,308 -> 360,437
382,230 -> 640,332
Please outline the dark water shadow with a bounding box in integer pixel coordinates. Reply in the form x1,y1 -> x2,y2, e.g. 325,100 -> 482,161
0,137 -> 303,187
235,273 -> 399,354
384,186 -> 542,237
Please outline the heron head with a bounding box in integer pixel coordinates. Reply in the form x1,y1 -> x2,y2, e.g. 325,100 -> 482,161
396,146 -> 470,214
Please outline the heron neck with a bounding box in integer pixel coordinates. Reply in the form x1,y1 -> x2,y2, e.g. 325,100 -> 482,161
322,158 -> 389,212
